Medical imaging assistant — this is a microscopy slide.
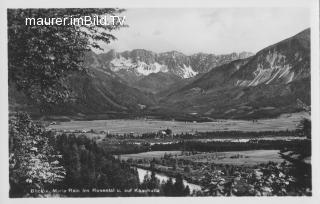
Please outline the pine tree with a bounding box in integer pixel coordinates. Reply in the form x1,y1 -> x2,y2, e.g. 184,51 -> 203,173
173,174 -> 185,196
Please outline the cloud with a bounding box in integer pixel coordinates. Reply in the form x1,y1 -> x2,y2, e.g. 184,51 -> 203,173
153,30 -> 162,36
100,8 -> 310,55
133,31 -> 141,38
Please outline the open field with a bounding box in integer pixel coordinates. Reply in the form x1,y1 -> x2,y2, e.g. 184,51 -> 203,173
121,150 -> 284,166
178,150 -> 284,165
48,112 -> 308,134
120,151 -> 182,160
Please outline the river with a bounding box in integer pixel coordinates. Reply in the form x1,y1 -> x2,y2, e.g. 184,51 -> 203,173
136,167 -> 202,193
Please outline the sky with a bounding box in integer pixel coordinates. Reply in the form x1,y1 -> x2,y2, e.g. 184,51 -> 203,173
100,8 -> 310,55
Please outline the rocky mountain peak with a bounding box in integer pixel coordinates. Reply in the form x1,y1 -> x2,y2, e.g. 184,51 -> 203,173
94,49 -> 253,79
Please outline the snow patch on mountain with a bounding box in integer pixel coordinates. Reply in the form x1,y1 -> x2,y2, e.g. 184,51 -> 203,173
237,64 -> 294,87
110,57 -> 169,76
181,64 -> 198,78
236,51 -> 296,87
135,61 -> 168,76
110,56 -> 133,71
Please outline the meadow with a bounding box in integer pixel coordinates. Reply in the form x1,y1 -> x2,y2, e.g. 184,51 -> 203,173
48,112 -> 308,135
176,150 -> 284,165
120,150 -> 283,166
120,151 -> 182,160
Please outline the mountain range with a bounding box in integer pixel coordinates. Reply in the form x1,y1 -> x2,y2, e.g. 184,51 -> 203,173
9,28 -> 310,120
87,49 -> 253,93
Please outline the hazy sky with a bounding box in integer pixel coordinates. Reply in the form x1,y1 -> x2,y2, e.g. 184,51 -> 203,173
101,8 -> 310,55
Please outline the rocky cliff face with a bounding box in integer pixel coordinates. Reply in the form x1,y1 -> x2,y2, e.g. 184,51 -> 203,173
190,52 -> 253,73
95,49 -> 253,80
235,29 -> 310,87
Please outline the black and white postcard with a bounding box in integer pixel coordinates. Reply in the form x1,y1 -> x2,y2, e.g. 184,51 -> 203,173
1,0 -> 320,203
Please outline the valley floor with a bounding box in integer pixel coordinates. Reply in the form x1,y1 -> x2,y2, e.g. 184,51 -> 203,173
48,112 -> 309,135
42,111 -> 311,196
